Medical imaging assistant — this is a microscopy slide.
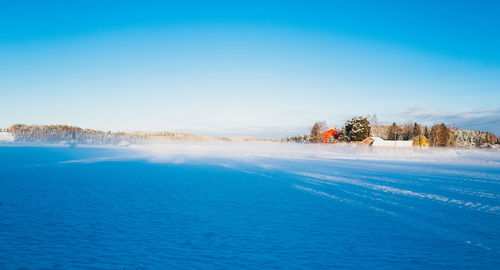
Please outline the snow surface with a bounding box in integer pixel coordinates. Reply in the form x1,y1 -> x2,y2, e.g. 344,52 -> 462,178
0,132 -> 14,142
1,144 -> 498,269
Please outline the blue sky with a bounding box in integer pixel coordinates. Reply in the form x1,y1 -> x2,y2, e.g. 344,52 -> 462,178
1,0 -> 499,136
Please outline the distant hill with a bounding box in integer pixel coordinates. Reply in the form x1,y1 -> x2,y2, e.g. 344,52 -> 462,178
5,124 -> 277,145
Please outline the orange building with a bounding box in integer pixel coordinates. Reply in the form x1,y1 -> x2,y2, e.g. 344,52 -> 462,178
321,128 -> 340,143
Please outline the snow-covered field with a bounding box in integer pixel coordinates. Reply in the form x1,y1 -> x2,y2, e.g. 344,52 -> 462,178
0,143 -> 499,269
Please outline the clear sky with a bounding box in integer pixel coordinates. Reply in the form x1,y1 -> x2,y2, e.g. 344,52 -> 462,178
1,0 -> 499,137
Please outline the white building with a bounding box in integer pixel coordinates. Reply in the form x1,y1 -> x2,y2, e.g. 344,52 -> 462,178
365,136 -> 413,147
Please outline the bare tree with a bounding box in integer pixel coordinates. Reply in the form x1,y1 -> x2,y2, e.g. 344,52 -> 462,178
369,114 -> 379,127
486,132 -> 497,145
400,122 -> 414,140
430,123 -> 454,147
310,121 -> 326,143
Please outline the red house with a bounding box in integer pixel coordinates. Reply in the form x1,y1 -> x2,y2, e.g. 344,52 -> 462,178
321,128 -> 340,143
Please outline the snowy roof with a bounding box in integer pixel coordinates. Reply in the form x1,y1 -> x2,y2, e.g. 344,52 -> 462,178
369,137 -> 413,147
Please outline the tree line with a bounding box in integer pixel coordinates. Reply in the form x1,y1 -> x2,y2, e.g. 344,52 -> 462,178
308,117 -> 498,147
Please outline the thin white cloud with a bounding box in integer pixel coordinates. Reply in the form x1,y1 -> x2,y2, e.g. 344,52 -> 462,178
381,107 -> 500,135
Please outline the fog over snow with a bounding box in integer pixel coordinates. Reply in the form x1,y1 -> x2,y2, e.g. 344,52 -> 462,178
129,142 -> 500,166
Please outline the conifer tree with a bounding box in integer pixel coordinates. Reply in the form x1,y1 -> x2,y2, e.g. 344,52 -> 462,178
387,122 -> 400,141
412,122 -> 422,138
343,117 -> 371,141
